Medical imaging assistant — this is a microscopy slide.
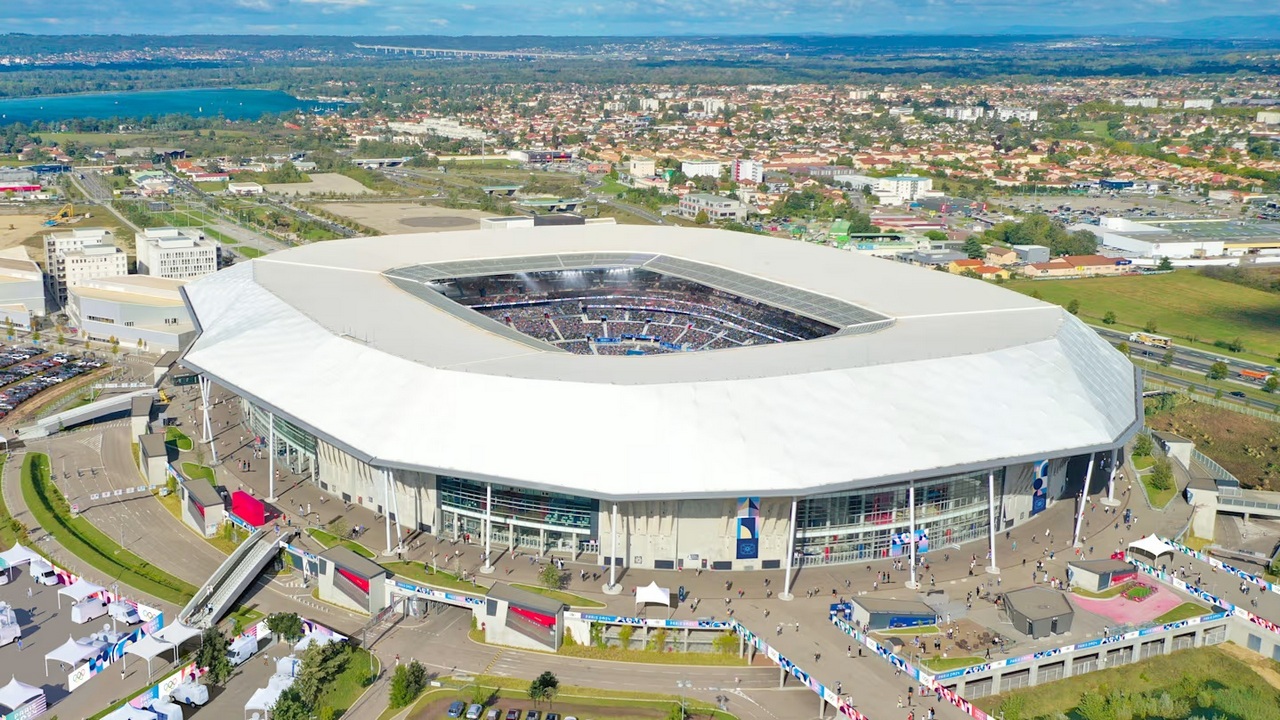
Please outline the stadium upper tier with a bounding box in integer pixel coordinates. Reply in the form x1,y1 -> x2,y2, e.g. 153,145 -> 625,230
179,226 -> 1142,500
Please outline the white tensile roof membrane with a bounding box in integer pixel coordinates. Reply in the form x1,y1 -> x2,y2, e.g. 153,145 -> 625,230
181,226 -> 1141,500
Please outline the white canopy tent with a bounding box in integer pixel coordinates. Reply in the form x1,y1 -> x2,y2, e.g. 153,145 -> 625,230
293,632 -> 338,653
123,634 -> 175,676
153,622 -> 201,657
0,544 -> 40,570
57,578 -> 105,608
0,676 -> 43,713
44,636 -> 100,676
635,581 -> 673,617
245,674 -> 296,719
1128,536 -> 1176,566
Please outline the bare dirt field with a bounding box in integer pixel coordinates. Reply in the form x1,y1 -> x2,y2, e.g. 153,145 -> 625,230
320,201 -> 491,234
0,211 -> 49,258
265,172 -> 373,196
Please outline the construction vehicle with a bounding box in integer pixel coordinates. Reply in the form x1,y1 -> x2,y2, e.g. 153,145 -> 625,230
1128,332 -> 1172,349
44,204 -> 81,226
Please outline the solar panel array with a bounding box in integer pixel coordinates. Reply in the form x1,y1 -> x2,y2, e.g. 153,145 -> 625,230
385,252 -> 889,328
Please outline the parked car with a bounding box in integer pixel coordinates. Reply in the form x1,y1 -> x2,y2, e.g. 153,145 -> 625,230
526,712 -> 541,720
506,710 -> 521,720
466,704 -> 484,720
447,701 -> 466,718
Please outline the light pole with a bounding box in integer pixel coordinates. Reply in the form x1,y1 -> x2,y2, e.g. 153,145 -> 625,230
676,680 -> 691,719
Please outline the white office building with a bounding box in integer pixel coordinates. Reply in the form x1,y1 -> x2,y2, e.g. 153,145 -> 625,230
681,160 -> 723,179
677,193 -> 750,222
43,228 -> 128,307
992,106 -> 1039,123
877,175 -> 934,203
66,275 -> 195,353
944,106 -> 985,122
627,158 -> 657,177
0,257 -> 46,330
732,159 -> 764,185
136,227 -> 218,281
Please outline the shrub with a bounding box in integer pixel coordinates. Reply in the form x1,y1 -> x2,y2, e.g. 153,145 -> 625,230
388,661 -> 427,708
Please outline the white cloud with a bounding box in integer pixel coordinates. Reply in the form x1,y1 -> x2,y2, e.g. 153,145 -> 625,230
427,17 -> 449,25
296,0 -> 370,6
459,3 -> 476,9
235,0 -> 274,10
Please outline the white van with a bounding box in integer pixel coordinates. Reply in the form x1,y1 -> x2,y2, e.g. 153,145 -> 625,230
108,601 -> 141,625
226,635 -> 259,666
145,699 -> 183,720
72,598 -> 108,624
169,681 -> 208,706
29,562 -> 59,586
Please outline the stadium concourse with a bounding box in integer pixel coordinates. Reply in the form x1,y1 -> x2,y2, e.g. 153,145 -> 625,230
177,225 -> 1142,586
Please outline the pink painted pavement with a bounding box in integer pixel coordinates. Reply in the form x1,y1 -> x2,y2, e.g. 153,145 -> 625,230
1072,585 -> 1185,625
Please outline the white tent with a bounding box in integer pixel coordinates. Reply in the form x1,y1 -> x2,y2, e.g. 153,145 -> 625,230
244,675 -> 295,719
44,636 -> 100,676
1128,536 -> 1176,565
123,634 -> 175,676
0,676 -> 43,712
635,581 -> 672,607
293,632 -> 338,653
58,578 -> 105,608
0,544 -> 41,570
153,622 -> 201,655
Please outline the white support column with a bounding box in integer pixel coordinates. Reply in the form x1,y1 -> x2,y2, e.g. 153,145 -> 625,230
198,376 -> 218,465
481,482 -> 494,574
986,470 -> 1000,574
780,498 -> 798,601
383,468 -> 393,556
390,468 -> 404,551
603,502 -> 621,594
906,482 -> 919,589
1102,448 -> 1121,507
1073,452 -> 1095,548
267,411 -> 276,502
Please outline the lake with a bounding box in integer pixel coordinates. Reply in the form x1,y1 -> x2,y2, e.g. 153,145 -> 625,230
0,88 -> 343,125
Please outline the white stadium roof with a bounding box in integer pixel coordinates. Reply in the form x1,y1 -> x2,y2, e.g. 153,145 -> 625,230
181,226 -> 1141,500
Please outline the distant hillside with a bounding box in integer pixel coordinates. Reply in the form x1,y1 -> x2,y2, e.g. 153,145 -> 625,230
1000,15 -> 1280,40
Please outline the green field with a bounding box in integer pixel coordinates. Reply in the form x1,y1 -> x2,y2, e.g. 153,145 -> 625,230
510,582 -> 607,608
1008,271 -> 1280,363
181,462 -> 214,485
238,246 -> 266,259
305,527 -> 375,558
165,426 -> 193,451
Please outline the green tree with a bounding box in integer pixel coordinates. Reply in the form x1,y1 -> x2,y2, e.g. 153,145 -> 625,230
196,628 -> 233,686
1207,361 -> 1229,380
923,229 -> 949,243
1143,319 -> 1158,333
266,612 -> 305,644
388,661 -> 428,708
1117,342 -> 1130,356
1157,256 -> 1174,271
531,670 -> 559,709
1067,299 -> 1080,315
538,562 -> 562,590
270,687 -> 311,720
1265,376 -> 1279,393
3,317 -> 11,338
962,237 -> 985,259
693,209 -> 709,225
1133,434 -> 1153,457
1149,459 -> 1174,491
1160,349 -> 1174,367
294,640 -> 350,707
1102,310 -> 1117,325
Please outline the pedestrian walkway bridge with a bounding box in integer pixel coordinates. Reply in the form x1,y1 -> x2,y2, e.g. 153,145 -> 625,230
181,527 -> 296,628
17,388 -> 156,440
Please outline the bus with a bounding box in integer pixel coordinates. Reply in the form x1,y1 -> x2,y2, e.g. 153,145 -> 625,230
1128,332 -> 1173,349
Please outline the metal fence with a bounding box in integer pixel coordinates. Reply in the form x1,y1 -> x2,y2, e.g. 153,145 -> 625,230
1144,380 -> 1280,424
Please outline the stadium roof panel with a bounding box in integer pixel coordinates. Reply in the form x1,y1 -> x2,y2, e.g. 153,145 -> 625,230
180,226 -> 1142,500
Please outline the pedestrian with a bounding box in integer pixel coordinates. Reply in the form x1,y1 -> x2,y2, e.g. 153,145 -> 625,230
26,587 -> 31,599
897,696 -> 903,708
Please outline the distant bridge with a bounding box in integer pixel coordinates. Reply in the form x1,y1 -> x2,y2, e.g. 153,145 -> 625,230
352,157 -> 414,169
354,44 -> 568,60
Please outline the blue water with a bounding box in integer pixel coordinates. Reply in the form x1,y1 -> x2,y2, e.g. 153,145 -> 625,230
0,88 -> 343,124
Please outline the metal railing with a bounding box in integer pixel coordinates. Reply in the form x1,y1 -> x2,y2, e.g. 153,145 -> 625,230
1192,449 -> 1244,489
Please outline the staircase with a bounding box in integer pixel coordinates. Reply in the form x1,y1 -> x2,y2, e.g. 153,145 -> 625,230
182,527 -> 295,628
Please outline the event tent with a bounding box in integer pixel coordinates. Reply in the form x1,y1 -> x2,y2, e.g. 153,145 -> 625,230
0,544 -> 40,570
244,674 -> 296,719
123,634 -> 175,675
293,632 -> 338,653
1128,536 -> 1176,566
58,578 -> 105,608
44,636 -> 100,676
635,581 -> 672,607
153,622 -> 201,654
0,676 -> 43,712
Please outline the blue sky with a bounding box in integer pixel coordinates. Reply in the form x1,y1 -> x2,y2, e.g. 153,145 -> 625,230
2,0 -> 1262,35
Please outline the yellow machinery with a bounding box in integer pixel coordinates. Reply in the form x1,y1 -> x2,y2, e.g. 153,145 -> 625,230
44,204 -> 76,226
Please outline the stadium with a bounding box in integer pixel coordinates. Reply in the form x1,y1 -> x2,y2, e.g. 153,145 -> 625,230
179,225 -> 1143,574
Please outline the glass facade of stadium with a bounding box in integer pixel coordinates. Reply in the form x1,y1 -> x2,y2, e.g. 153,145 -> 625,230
438,476 -> 600,555
794,469 -> 1003,565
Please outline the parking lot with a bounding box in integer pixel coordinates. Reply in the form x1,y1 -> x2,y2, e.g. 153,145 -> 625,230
999,193 -> 1227,225
0,563 -> 160,719
0,346 -> 105,422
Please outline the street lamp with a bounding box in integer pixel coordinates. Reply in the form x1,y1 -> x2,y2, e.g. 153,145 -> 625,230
676,680 -> 691,719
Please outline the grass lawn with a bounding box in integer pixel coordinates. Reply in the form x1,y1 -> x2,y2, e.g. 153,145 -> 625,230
1123,583 -> 1155,600
921,656 -> 983,672
1132,455 -> 1155,470
305,527 -> 376,559
22,453 -> 197,606
1072,582 -> 1135,599
181,462 -> 214,485
165,426 -> 193,451
195,181 -> 227,192
510,582 -> 606,608
1146,401 -> 1280,491
976,644 -> 1280,718
315,646 -> 377,718
384,561 -> 484,594
398,674 -> 735,720
204,227 -> 237,244
0,454 -> 26,550
557,644 -> 746,666
1152,602 -> 1212,624
238,246 -> 266,259
223,604 -> 265,634
1007,270 -> 1280,364
1142,474 -> 1178,508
